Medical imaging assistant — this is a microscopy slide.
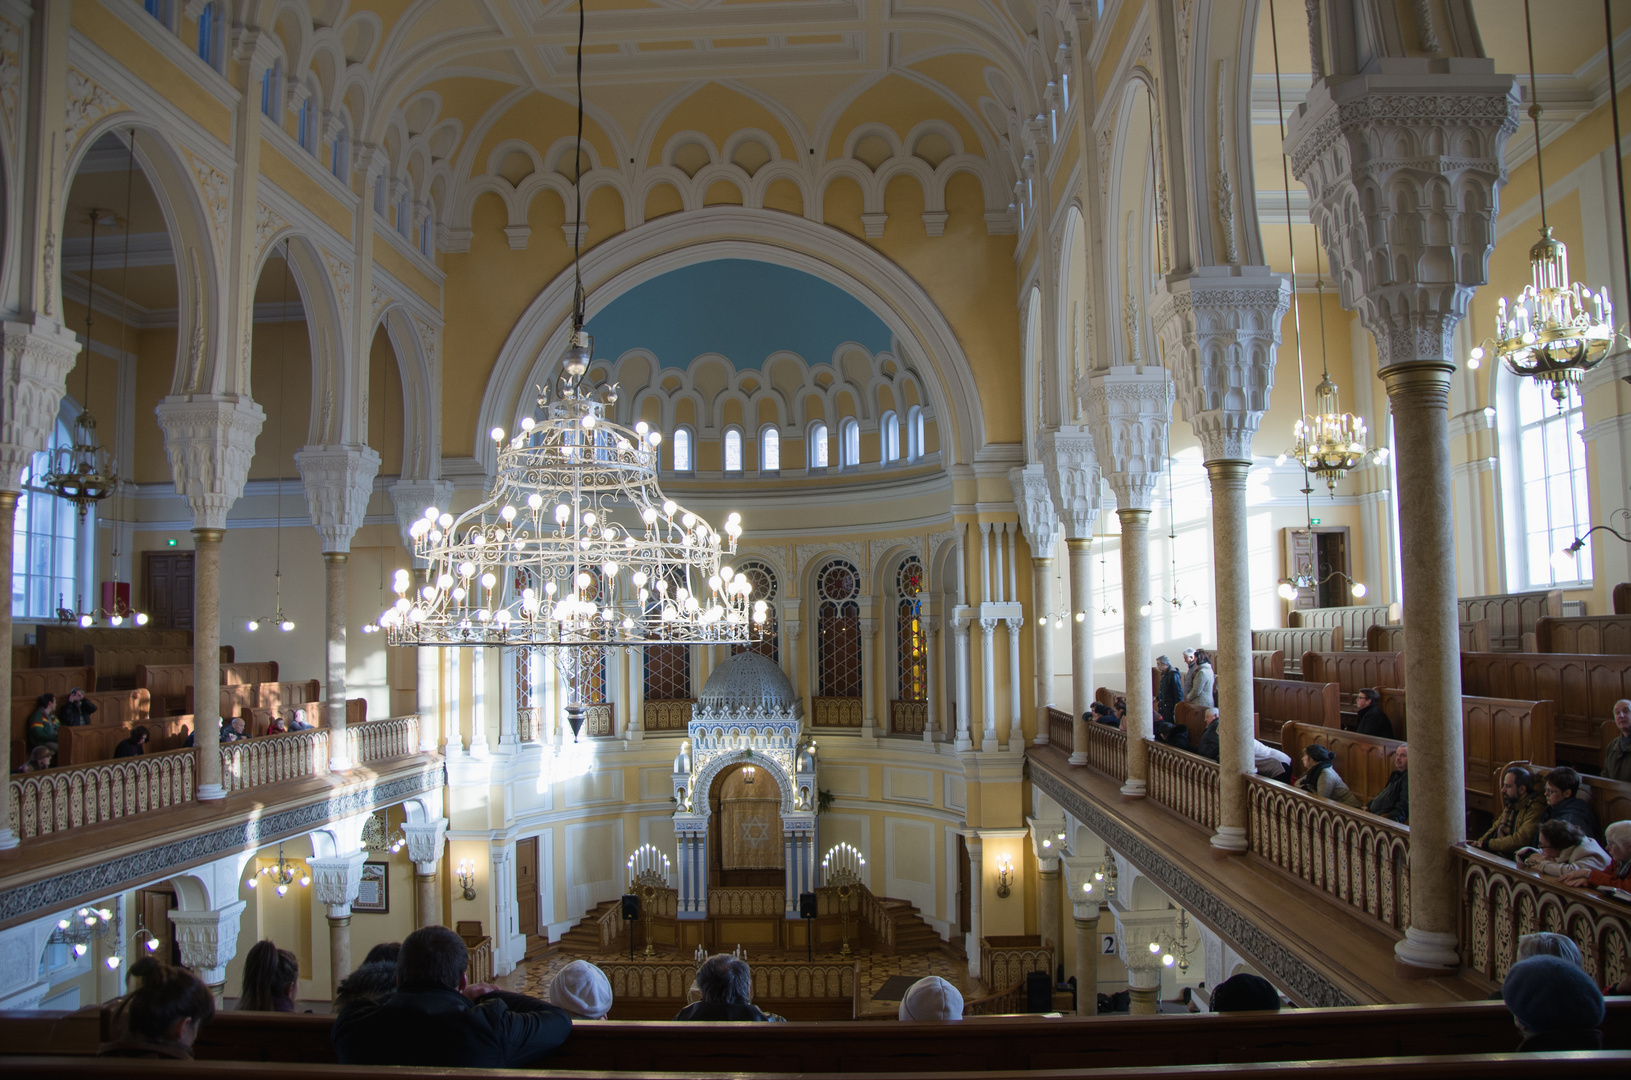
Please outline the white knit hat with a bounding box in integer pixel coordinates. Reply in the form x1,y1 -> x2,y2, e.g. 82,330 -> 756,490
548,959 -> 613,1019
898,975 -> 963,1021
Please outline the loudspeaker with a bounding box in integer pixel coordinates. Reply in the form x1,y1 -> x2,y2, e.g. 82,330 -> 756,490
1025,970 -> 1052,1013
798,892 -> 818,919
620,894 -> 639,920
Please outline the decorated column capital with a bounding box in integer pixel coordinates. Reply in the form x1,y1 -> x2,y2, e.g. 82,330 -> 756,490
1084,368 -> 1173,511
1286,64 -> 1520,373
1038,427 -> 1100,540
402,817 -> 449,876
155,394 -> 266,530
296,444 -> 382,553
1007,464 -> 1061,554
1156,266 -> 1291,463
1061,855 -> 1104,919
1113,906 -> 1178,979
978,616 -> 998,640
309,851 -> 368,920
167,900 -> 247,986
0,320 -> 81,490
1025,816 -> 1066,871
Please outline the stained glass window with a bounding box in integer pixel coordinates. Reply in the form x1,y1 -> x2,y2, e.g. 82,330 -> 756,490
896,557 -> 926,701
731,560 -> 779,664
816,559 -> 862,697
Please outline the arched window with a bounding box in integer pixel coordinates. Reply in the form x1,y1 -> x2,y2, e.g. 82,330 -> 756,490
723,427 -> 743,474
144,0 -> 173,28
907,406 -> 924,461
808,421 -> 829,469
881,411 -> 899,463
671,426 -> 694,473
196,3 -> 223,70
1502,377 -> 1592,587
816,559 -> 862,702
330,127 -> 349,182
840,418 -> 860,469
731,561 -> 779,664
14,416 -> 84,620
895,556 -> 926,702
260,62 -> 282,121
759,426 -> 780,473
296,95 -> 316,155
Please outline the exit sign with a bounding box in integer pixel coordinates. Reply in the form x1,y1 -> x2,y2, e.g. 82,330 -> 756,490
1310,518 -> 1322,526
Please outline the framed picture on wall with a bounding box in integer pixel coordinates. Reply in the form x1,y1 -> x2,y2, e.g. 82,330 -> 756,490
355,862 -> 389,914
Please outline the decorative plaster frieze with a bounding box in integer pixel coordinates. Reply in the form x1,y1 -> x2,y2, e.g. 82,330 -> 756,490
168,900 -> 246,980
391,479 -> 455,555
321,248 -> 353,324
0,17 -> 19,146
154,394 -> 266,530
1039,426 -> 1101,539
182,149 -> 230,263
295,444 -> 381,553
65,67 -> 125,153
254,201 -> 288,261
309,851 -> 367,919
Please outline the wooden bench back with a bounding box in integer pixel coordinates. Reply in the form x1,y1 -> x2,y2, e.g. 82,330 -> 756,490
1459,651 -> 1631,769
222,661 -> 279,686
1616,582 -> 1631,615
55,712 -> 191,765
1172,701 -> 1209,746
1287,604 -> 1401,650
256,680 -> 321,711
1279,722 -> 1401,804
9,688 -> 151,766
1252,678 -> 1339,742
11,665 -> 95,701
1301,652 -> 1403,705
1251,628 -> 1341,675
1251,650 -> 1284,679
136,663 -> 195,717
1365,622 -> 1489,653
11,644 -> 37,670
35,625 -> 189,667
1458,590 -> 1562,652
1533,614 -> 1631,654
1373,690 -> 1554,813
88,645 -> 233,690
246,705 -> 323,737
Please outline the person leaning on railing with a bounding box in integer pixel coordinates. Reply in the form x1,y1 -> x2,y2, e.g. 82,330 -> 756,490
1559,820 -> 1631,893
1518,819 -> 1610,880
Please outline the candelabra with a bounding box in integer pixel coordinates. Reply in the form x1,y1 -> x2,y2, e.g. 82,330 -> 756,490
245,845 -> 309,897
822,843 -> 865,956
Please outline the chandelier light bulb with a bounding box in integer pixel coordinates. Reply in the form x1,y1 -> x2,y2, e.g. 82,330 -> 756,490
1278,582 -> 1296,601
247,619 -> 260,632
491,427 -> 505,442
280,620 -> 295,632
1350,582 -> 1367,599
78,614 -> 92,627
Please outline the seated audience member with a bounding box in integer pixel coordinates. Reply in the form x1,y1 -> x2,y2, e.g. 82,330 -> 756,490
99,961 -> 215,1059
1210,974 -> 1280,1013
114,726 -> 149,759
1519,819 -> 1610,879
1560,820 -> 1631,891
288,708 -> 314,731
25,694 -> 58,759
334,961 -> 399,1013
898,976 -> 964,1021
1197,708 -> 1221,761
1501,955 -> 1606,1052
1297,745 -> 1363,808
1153,720 -> 1191,751
1515,932 -> 1586,970
1539,766 -> 1598,837
267,716 -> 289,735
1352,688 -> 1392,739
332,924 -> 571,1067
1368,744 -> 1410,824
674,955 -> 785,1021
548,959 -> 613,1020
14,746 -> 53,773
1112,697 -> 1127,723
1471,766 -> 1545,857
220,716 -> 248,743
1089,702 -> 1119,727
1253,740 -> 1292,782
238,940 -> 299,1012
364,942 -> 401,965
1603,699 -> 1631,782
60,687 -> 98,726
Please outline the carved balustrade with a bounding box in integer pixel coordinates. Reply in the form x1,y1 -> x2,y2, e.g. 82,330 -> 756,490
1458,848 -> 1631,989
346,714 -> 420,761
1080,721 -> 1127,781
889,700 -> 927,735
465,936 -> 494,984
642,699 -> 694,732
220,729 -> 328,794
812,697 -> 863,728
979,934 -> 1054,991
1145,740 -> 1219,831
8,747 -> 196,839
1047,706 -> 1073,752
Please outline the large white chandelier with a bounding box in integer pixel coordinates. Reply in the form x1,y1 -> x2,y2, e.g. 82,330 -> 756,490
380,354 -> 763,649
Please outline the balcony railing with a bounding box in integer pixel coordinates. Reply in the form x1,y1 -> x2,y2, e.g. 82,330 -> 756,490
583,703 -> 616,738
1079,720 -> 1127,781
1146,740 -> 1219,831
979,934 -> 1054,992
9,747 -> 196,840
812,697 -> 862,728
889,699 -> 926,735
642,699 -> 694,732
1458,848 -> 1631,989
1246,774 -> 1410,934
1046,707 -> 1072,752
221,728 -> 327,794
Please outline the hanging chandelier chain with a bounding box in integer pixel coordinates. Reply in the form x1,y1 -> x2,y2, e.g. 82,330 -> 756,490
1606,0 -> 1631,319
1525,0 -> 1548,231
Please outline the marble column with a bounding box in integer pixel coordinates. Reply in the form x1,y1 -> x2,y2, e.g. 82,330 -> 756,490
1159,267 -> 1291,853
965,833 -> 983,980
1039,430 -> 1100,766
1066,541 -> 1094,762
953,617 -> 973,751
978,618 -> 998,750
1118,509 -> 1153,795
310,851 -> 367,993
193,528 -> 226,797
403,818 -> 449,929
324,552 -> 351,768
0,494 -> 16,801
1004,617 -> 1024,750
1287,58 -> 1517,972
1030,561 -> 1054,745
1073,908 -> 1101,1015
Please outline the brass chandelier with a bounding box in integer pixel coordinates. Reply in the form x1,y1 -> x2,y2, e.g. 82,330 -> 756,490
44,204 -> 118,518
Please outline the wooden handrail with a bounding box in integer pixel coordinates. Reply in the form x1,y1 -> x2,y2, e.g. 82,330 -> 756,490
8,746 -> 196,839
1046,706 -> 1073,752
1078,721 -> 1127,782
1145,739 -> 1219,830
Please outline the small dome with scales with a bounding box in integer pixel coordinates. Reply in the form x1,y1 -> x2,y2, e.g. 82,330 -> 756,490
697,651 -> 799,715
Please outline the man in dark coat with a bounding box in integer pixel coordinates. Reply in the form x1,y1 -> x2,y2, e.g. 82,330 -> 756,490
1367,744 -> 1409,824
1196,708 -> 1220,762
675,955 -> 784,1021
1539,766 -> 1597,837
60,688 -> 98,726
1155,655 -> 1182,726
1352,688 -> 1392,739
332,925 -> 571,1068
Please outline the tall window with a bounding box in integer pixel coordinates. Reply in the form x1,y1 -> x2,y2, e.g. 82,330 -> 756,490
330,127 -> 349,182
896,556 -> 926,701
672,426 -> 693,472
723,427 -> 743,474
816,559 -> 862,698
1516,381 -> 1592,586
840,418 -> 860,468
397,194 -> 410,237
907,406 -> 924,461
808,422 -> 829,469
144,0 -> 172,26
296,96 -> 315,154
374,173 -> 388,219
881,411 -> 899,463
196,3 -> 221,68
732,561 -> 779,664
14,419 -> 83,620
260,62 -> 281,121
759,426 -> 780,472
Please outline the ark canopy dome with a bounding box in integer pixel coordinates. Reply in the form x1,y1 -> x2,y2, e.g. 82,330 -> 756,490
697,651 -> 801,717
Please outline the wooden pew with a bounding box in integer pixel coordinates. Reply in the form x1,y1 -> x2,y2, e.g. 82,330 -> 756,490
1459,651 -> 1630,769
1172,701 -> 1209,746
221,661 -> 278,686
1458,590 -> 1561,652
88,644 -> 233,691
1534,614 -> 1631,654
245,705 -> 323,737
1252,678 -> 1340,744
11,644 -> 37,670
1251,650 -> 1284,679
136,663 -> 195,717
1616,582 -> 1631,615
1504,764 -> 1631,843
1377,688 -> 1552,771
1251,628 -> 1341,677
11,665 -> 95,700
1279,722 -> 1401,804
9,689 -> 151,766
1365,621 -> 1489,654
1287,603 -> 1401,650
256,679 -> 321,711
35,625 -> 189,667
1301,651 -> 1403,710
56,713 -> 192,765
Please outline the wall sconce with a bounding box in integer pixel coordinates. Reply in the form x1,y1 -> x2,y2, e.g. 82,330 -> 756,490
995,853 -> 1014,898
456,859 -> 477,901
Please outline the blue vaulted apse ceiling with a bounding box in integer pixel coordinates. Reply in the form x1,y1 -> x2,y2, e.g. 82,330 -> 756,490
584,259 -> 893,370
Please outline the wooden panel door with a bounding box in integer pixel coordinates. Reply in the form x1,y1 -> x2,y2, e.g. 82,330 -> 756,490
137,886 -> 180,966
143,552 -> 194,630
515,836 -> 540,941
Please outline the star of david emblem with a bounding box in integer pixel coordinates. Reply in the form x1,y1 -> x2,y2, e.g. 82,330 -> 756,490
740,816 -> 771,845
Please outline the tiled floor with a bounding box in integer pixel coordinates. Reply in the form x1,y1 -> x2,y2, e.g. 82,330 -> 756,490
495,946 -> 984,1017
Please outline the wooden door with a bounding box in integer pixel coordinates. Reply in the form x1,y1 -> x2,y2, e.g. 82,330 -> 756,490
1281,526 -> 1354,611
515,836 -> 540,941
136,886 -> 180,966
142,552 -> 195,630
957,835 -> 971,935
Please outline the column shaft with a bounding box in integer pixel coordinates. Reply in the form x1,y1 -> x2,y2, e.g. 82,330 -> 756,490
954,623 -> 973,751
1038,867 -> 1061,955
416,871 -> 440,929
194,529 -> 225,799
325,553 -> 350,770
923,623 -> 940,742
1005,620 -> 1022,748
1032,558 -> 1054,745
1128,985 -> 1159,1015
1385,367 -> 1465,970
979,622 -> 997,749
1206,461 -> 1252,852
328,914 -> 352,993
1073,909 -> 1100,1015
1067,539 -> 1093,766
1119,510 -> 1152,796
0,493 -> 15,836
